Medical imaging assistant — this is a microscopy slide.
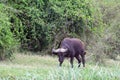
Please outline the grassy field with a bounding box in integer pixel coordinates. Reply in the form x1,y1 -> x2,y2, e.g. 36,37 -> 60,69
0,53 -> 120,80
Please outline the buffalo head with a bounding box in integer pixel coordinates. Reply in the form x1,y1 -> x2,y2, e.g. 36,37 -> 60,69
52,48 -> 68,66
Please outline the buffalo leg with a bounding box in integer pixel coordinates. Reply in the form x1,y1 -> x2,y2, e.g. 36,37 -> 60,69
75,56 -> 81,67
81,55 -> 85,67
70,57 -> 74,68
59,61 -> 63,67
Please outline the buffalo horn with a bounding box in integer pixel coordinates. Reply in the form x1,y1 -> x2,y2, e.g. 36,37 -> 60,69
52,48 -> 68,53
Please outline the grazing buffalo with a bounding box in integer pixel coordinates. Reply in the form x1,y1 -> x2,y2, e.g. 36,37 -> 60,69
52,38 -> 86,68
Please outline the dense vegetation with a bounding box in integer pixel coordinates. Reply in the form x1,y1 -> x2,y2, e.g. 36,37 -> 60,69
0,0 -> 120,61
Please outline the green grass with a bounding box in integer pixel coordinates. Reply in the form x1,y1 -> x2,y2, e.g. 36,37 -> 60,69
0,54 -> 120,80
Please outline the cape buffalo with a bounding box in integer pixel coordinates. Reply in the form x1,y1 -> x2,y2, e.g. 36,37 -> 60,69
52,38 -> 86,68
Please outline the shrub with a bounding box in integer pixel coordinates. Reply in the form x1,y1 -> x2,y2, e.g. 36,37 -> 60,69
0,4 -> 17,60
3,0 -> 97,52
87,0 -> 120,63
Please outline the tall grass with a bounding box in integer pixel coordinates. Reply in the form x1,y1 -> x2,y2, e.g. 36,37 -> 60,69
47,65 -> 120,80
0,54 -> 119,80
0,65 -> 119,80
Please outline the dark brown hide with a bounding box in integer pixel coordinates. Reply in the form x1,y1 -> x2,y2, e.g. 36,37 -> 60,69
52,38 -> 86,68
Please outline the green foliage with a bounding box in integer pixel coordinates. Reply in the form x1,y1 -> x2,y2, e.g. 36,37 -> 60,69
0,4 -> 17,60
47,0 -> 94,34
87,0 -> 120,62
104,1 -> 120,59
0,0 -> 96,52
6,0 -> 53,51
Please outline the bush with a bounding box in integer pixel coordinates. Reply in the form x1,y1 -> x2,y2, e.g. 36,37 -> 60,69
87,0 -> 120,63
101,0 -> 120,59
3,0 -> 97,52
0,4 -> 17,60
